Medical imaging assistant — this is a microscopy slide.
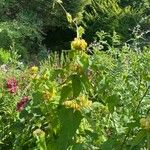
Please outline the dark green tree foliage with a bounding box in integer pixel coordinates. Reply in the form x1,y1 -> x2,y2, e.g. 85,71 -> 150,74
0,0 -> 89,56
82,0 -> 150,42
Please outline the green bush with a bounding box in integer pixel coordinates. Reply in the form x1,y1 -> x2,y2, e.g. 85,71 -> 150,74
82,0 -> 150,42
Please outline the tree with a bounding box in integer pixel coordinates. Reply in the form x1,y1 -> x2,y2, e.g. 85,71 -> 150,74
0,0 -> 90,56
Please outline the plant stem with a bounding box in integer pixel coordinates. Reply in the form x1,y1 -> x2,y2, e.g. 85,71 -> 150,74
147,131 -> 150,150
135,85 -> 150,114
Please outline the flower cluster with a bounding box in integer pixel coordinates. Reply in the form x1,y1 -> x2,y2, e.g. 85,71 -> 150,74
6,78 -> 18,94
42,88 -> 56,101
79,96 -> 92,109
29,66 -> 39,80
16,96 -> 30,112
69,63 -> 83,74
63,96 -> 92,111
63,100 -> 80,111
30,66 -> 38,75
71,38 -> 87,51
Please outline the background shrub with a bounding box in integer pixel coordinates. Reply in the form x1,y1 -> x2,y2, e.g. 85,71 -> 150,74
82,0 -> 150,43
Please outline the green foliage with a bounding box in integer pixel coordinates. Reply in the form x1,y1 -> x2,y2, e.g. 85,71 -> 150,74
0,1 -> 150,150
0,0 -> 90,57
0,30 -> 12,49
0,21 -> 43,57
0,48 -> 11,64
0,40 -> 150,149
82,0 -> 150,42
56,108 -> 82,150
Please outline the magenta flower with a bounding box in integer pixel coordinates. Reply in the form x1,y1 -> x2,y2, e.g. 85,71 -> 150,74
16,96 -> 30,112
6,78 -> 18,94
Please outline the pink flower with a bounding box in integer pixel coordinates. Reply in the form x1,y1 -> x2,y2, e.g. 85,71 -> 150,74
16,96 -> 30,112
6,78 -> 18,94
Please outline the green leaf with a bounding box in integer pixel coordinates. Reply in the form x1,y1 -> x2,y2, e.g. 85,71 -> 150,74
84,130 -> 98,139
106,94 -> 120,113
71,74 -> 82,98
60,84 -> 72,102
102,136 -> 118,150
130,130 -> 146,149
11,121 -> 25,133
72,144 -> 83,150
56,107 -> 82,150
19,110 -> 29,119
66,12 -> 72,23
77,26 -> 85,39
79,55 -> 89,69
32,91 -> 42,105
80,74 -> 91,91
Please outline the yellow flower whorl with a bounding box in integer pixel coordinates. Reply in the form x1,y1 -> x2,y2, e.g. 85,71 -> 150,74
71,38 -> 87,51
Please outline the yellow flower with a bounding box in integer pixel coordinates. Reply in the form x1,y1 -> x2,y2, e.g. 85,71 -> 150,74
63,100 -> 72,107
42,88 -> 56,101
30,66 -> 38,75
79,95 -> 92,109
31,74 -> 40,80
63,96 -> 92,111
63,100 -> 80,111
41,73 -> 49,80
71,38 -> 87,51
140,117 -> 150,129
70,63 -> 83,74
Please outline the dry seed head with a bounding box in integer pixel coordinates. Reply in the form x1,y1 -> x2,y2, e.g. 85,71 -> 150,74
140,117 -> 150,129
33,129 -> 45,138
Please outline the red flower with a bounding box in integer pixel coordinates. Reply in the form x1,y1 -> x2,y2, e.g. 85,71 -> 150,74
6,78 -> 18,94
16,96 -> 30,112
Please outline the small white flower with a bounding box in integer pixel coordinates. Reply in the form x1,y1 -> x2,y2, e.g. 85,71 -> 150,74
0,64 -> 8,72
